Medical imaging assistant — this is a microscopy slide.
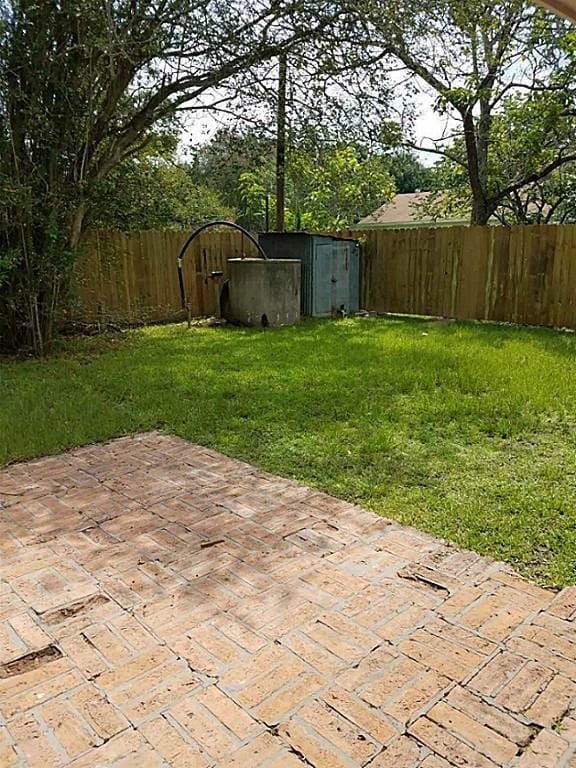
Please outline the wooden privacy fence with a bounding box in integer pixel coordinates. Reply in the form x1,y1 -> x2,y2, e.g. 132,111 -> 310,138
333,224 -> 576,329
73,224 -> 576,330
71,229 -> 258,323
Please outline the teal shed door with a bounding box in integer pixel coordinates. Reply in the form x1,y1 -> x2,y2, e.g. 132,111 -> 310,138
312,242 -> 333,315
331,242 -> 351,312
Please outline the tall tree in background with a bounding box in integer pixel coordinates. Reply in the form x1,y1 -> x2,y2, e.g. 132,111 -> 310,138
425,91 -> 576,223
362,0 -> 576,224
238,138 -> 395,230
0,0 -> 341,353
189,128 -> 275,230
386,152 -> 435,194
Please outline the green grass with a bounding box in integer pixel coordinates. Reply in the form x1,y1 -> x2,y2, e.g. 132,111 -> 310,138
2,317 -> 576,587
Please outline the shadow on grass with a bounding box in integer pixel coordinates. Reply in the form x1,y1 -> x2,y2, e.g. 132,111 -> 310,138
2,317 -> 576,585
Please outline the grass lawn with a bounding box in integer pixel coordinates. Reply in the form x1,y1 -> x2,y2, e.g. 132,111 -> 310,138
2,316 -> 576,587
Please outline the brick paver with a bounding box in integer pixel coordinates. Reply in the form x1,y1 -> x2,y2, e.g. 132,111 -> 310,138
0,432 -> 575,767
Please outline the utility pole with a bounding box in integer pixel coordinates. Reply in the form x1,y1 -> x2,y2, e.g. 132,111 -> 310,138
275,51 -> 287,232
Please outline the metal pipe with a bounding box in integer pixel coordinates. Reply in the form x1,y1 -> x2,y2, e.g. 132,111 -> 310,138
177,221 -> 269,311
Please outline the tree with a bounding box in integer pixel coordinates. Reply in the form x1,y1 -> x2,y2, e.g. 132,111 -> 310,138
188,128 -> 275,230
385,151 -> 435,193
92,142 -> 234,231
0,0 -> 340,353
239,141 -> 395,230
424,91 -> 576,223
362,0 -> 576,225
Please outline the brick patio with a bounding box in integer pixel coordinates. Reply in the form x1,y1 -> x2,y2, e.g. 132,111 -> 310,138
0,433 -> 575,767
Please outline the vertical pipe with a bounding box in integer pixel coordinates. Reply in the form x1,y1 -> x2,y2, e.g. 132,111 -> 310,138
276,51 -> 287,232
265,194 -> 270,232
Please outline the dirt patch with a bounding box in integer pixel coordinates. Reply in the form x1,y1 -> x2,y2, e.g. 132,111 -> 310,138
0,645 -> 62,679
40,593 -> 110,623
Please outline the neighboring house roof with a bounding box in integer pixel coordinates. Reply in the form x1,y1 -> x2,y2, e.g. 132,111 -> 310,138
358,191 -> 554,230
536,0 -> 576,21
357,192 -> 469,229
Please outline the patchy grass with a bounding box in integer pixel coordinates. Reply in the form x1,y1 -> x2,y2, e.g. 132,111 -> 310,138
2,317 -> 576,586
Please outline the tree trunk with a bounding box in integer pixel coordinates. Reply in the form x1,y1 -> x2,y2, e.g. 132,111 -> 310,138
471,193 -> 492,226
462,110 -> 491,225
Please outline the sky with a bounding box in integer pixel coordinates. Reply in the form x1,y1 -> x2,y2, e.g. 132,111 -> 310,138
181,78 -> 456,168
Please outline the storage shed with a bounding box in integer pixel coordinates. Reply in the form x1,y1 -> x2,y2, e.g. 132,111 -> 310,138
258,233 -> 360,317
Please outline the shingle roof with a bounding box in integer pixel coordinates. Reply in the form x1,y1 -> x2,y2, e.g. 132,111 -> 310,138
357,192 -> 468,228
536,0 -> 576,21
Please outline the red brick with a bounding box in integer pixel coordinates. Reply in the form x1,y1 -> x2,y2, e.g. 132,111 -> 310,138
303,620 -> 365,663
425,617 -> 497,656
197,685 -> 260,738
96,647 -> 174,690
1,667 -> 84,719
409,717 -> 497,768
169,696 -> 238,761
276,719 -> 353,768
468,651 -> 525,696
367,736 -> 421,767
489,570 -> 552,603
299,700 -> 378,763
446,686 -> 531,746
39,698 -> 95,758
8,713 -> 64,767
236,657 -> 307,709
81,623 -> 133,665
255,673 -> 324,725
337,645 -> 398,692
427,700 -> 517,763
284,632 -> 348,676
0,435 -> 569,768
519,623 -> 576,661
377,605 -> 430,642
437,586 -> 484,618
548,586 -> 576,620
361,656 -> 423,708
300,564 -> 369,599
113,665 -> 201,723
171,636 -> 224,677
315,611 -> 381,651
220,644 -> 285,688
108,613 -> 158,653
66,730 -> 144,768
267,753 -> 307,767
140,716 -> 207,768
420,756 -> 453,768
495,660 -> 554,713
384,670 -> 451,724
322,687 -> 397,745
525,674 -> 576,727
71,684 -> 127,740
5,613 -> 50,656
215,731 -> 282,767
0,592 -> 27,622
515,728 -> 570,767
212,615 -> 267,653
188,624 -> 245,666
399,629 -> 483,681
261,602 -> 320,639
59,634 -> 108,678
0,742 -> 18,767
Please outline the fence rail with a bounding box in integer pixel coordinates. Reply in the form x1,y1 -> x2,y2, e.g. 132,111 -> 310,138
72,224 -> 576,330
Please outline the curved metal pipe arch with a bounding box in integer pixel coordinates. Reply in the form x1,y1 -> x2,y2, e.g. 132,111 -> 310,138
177,221 -> 268,310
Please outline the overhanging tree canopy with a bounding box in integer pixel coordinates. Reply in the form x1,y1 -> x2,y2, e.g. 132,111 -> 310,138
0,0 -> 344,353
